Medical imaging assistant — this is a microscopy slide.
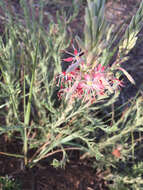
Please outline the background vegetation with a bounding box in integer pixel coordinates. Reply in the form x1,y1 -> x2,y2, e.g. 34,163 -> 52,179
0,0 -> 143,189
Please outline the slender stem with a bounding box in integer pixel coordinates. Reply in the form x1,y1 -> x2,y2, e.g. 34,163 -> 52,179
24,68 -> 26,121
29,147 -> 81,165
1,70 -> 19,120
99,127 -> 131,150
0,151 -> 24,158
23,40 -> 39,166
131,129 -> 135,159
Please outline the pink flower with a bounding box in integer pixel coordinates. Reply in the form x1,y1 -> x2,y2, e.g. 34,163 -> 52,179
56,44 -> 127,103
95,64 -> 105,72
62,45 -> 81,64
82,72 -> 105,95
63,57 -> 73,62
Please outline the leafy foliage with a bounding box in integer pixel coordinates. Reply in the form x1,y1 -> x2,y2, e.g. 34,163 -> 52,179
0,176 -> 21,190
0,3 -> 142,190
118,0 -> 143,57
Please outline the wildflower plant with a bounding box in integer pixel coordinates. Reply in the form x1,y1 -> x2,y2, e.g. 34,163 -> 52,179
0,176 -> 21,190
58,45 -> 123,103
0,0 -> 142,176
57,0 -> 138,104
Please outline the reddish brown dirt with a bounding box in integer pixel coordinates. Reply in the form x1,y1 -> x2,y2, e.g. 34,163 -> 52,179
14,162 -> 109,190
0,0 -> 143,189
0,149 -> 110,190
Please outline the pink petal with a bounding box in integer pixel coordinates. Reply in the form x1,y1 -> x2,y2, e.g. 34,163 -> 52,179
97,64 -> 101,71
74,48 -> 78,55
114,78 -> 124,87
101,66 -> 105,72
78,82 -> 84,88
62,71 -> 66,76
84,74 -> 91,81
63,57 -> 73,62
97,64 -> 105,72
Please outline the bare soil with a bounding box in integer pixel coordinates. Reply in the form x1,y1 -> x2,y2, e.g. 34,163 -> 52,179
0,0 -> 143,189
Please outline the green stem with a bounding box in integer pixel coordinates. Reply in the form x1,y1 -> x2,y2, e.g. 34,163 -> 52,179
0,151 -> 24,158
23,41 -> 39,166
99,126 -> 133,150
131,129 -> 135,159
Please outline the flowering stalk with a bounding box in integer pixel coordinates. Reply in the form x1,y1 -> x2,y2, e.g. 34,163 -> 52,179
56,0 -> 138,104
57,45 -> 124,103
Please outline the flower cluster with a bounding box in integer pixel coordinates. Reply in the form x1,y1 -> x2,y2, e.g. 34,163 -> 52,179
57,45 -> 124,103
